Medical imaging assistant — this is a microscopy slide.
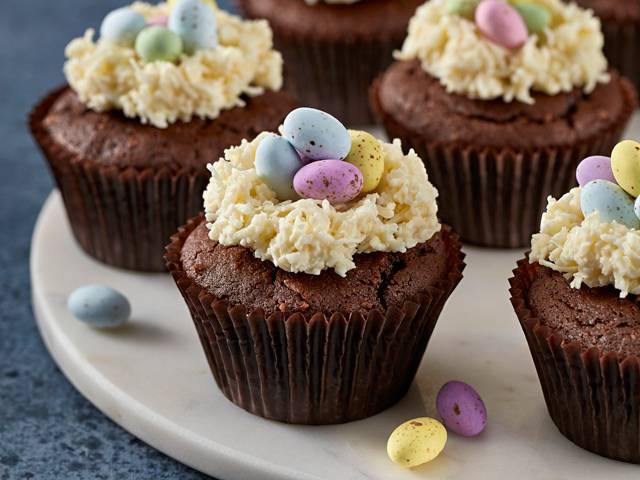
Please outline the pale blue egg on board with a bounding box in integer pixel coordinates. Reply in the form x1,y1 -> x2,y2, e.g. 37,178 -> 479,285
255,135 -> 303,201
580,180 -> 640,229
100,7 -> 147,47
283,108 -> 351,161
293,159 -> 363,205
67,285 -> 131,328
436,381 -> 487,436
169,0 -> 218,54
576,155 -> 617,187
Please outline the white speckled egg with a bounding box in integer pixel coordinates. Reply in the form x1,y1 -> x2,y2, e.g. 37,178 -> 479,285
580,179 -> 640,229
100,7 -> 147,47
283,108 -> 351,161
67,285 -> 131,328
255,135 -> 303,201
169,0 -> 218,54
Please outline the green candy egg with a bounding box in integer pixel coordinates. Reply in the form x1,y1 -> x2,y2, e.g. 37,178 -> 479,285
513,2 -> 551,34
135,26 -> 183,63
446,0 -> 483,19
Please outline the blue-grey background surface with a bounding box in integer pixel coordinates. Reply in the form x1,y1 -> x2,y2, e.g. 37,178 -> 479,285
0,1 -> 238,478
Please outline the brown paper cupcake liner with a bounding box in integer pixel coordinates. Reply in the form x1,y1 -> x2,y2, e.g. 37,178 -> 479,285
29,86 -> 210,272
370,75 -> 637,248
509,258 -> 640,464
165,215 -> 465,425
602,20 -> 640,94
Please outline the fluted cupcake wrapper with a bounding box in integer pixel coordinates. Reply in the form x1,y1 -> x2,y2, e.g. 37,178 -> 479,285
29,86 -> 210,272
370,76 -> 637,248
602,20 -> 640,95
509,258 -> 640,464
165,215 -> 465,425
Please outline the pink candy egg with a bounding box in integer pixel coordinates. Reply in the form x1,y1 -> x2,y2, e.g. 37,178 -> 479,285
475,0 -> 529,50
147,15 -> 169,27
576,155 -> 617,187
294,160 -> 363,205
297,150 -> 314,166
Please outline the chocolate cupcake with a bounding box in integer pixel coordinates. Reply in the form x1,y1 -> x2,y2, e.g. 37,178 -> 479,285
510,140 -> 640,463
573,0 -> 640,93
235,0 -> 423,125
371,0 -> 637,248
165,111 -> 465,424
30,1 -> 296,271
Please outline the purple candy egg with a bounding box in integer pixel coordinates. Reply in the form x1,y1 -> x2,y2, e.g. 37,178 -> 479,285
576,155 -> 617,187
293,160 -> 363,205
436,380 -> 487,437
297,150 -> 314,166
147,15 -> 169,26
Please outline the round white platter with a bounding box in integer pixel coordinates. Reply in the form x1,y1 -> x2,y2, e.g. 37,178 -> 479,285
31,115 -> 640,480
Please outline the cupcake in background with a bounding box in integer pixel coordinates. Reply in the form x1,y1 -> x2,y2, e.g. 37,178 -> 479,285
235,0 -> 424,125
510,140 -> 640,463
572,0 -> 640,94
30,0 -> 297,272
166,107 -> 465,425
370,0 -> 637,248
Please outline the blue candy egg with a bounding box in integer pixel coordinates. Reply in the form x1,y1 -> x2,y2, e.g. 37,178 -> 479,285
100,7 -> 147,47
67,285 -> 131,328
580,180 -> 640,229
635,195 -> 640,221
283,108 -> 351,161
169,0 -> 218,54
255,135 -> 303,201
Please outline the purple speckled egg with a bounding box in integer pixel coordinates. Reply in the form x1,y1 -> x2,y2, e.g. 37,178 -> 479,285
148,15 -> 169,27
475,0 -> 529,50
297,150 -> 314,166
293,160 -> 363,205
436,381 -> 487,436
576,155 -> 617,187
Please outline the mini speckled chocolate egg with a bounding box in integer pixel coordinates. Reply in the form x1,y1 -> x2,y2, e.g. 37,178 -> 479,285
169,0 -> 218,54
135,26 -> 183,63
297,150 -> 313,166
513,2 -> 551,35
67,285 -> 131,328
611,140 -> 640,197
580,179 -> 640,229
446,0 -> 482,19
344,130 -> 384,194
436,381 -> 487,436
283,108 -> 351,161
387,418 -> 447,467
635,196 -> 640,220
576,155 -> 617,187
475,0 -> 529,50
293,160 -> 363,204
255,135 -> 303,201
100,7 -> 147,47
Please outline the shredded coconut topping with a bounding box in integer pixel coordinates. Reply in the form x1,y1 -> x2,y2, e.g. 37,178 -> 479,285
530,187 -> 640,298
63,2 -> 282,128
203,133 -> 440,276
395,0 -> 609,104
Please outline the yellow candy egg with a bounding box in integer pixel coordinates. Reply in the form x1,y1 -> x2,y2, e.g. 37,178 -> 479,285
611,140 -> 640,197
387,417 -> 447,468
344,130 -> 384,194
168,0 -> 218,10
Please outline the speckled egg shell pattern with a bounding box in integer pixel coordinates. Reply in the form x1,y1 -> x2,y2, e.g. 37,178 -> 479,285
436,381 -> 487,436
293,160 -> 363,204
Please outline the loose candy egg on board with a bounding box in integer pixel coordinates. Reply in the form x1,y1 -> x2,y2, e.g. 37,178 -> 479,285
255,135 -> 303,201
475,0 -> 529,50
387,418 -> 447,468
512,2 -> 551,35
446,0 -> 483,19
67,285 -> 131,328
283,108 -> 352,161
293,160 -> 363,205
344,130 -> 384,194
169,0 -> 218,54
147,15 -> 169,27
436,381 -> 487,436
168,0 -> 218,10
580,180 -> 640,229
611,140 -> 640,197
100,7 -> 147,47
135,26 -> 183,63
576,156 -> 617,187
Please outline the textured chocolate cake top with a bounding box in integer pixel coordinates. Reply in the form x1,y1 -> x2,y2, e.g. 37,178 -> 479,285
529,266 -> 640,359
374,59 -> 632,149
236,0 -> 423,40
41,87 -> 297,170
179,220 -> 449,319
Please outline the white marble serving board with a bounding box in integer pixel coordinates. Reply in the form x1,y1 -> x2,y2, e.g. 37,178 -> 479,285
31,115 -> 640,480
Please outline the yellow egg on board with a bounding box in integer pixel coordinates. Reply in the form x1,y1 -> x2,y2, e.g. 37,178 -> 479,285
344,130 -> 384,194
611,140 -> 640,197
167,0 -> 218,11
387,417 -> 447,468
